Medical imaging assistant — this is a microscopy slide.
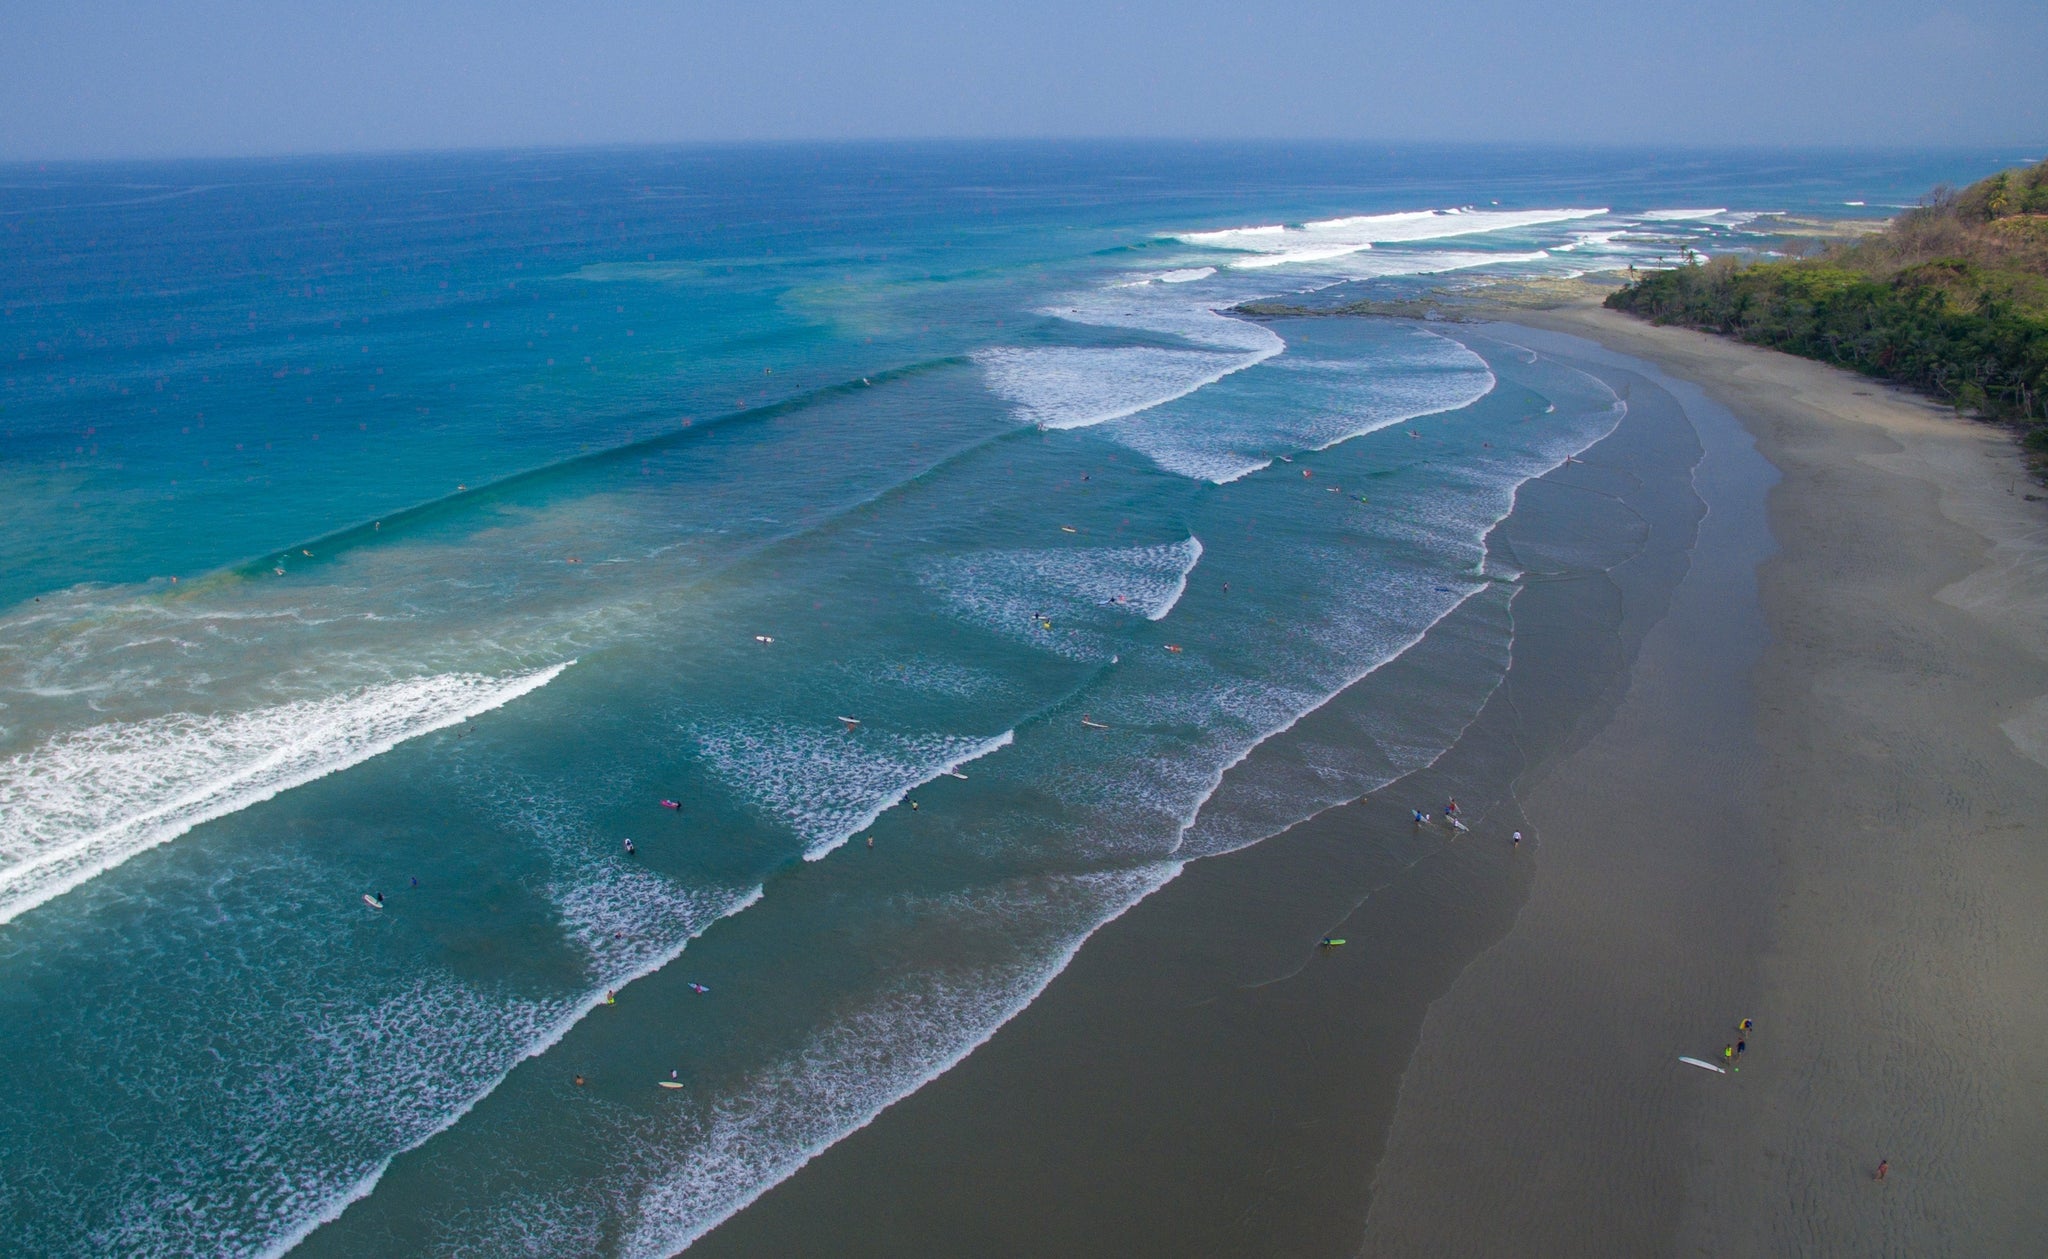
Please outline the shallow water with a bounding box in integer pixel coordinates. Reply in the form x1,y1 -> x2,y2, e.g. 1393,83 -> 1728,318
0,143 -> 2008,1256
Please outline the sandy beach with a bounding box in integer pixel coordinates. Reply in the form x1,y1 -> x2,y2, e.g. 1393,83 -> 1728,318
1365,307 -> 2048,1256
679,306 -> 2048,1257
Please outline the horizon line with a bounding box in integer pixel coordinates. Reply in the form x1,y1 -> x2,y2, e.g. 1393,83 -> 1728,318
1,136 -> 2039,170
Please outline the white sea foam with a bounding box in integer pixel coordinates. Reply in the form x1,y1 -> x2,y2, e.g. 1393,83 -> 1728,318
1638,207 -> 1729,220
252,882 -> 765,1259
1108,327 -> 1496,484
0,663 -> 573,926
1156,267 -> 1216,283
921,537 -> 1205,656
618,864 -> 1179,1259
1176,206 -> 1608,268
691,721 -> 1015,860
976,345 -> 1267,430
974,287 -> 1284,430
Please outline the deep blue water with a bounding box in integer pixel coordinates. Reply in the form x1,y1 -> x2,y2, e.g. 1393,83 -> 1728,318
0,143 -> 2014,1256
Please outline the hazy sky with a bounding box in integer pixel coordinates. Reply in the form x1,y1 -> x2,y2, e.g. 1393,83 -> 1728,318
3,0 -> 2043,160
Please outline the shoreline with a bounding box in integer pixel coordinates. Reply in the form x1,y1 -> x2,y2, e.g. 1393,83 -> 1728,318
682,325 -> 1719,1257
683,306 -> 2048,1255
1472,305 -> 2048,1254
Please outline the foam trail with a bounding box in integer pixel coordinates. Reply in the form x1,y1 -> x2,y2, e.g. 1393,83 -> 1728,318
620,864 -> 1180,1259
0,663 -> 574,926
1149,537 -> 1203,621
691,720 -> 1015,862
921,537 -> 1206,655
804,730 -> 1016,861
1108,327 -> 1496,484
1177,206 -> 1608,267
255,883 -> 767,1259
975,288 -> 1284,431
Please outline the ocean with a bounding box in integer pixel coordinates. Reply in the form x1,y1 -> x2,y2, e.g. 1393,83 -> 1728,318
0,142 -> 2012,1256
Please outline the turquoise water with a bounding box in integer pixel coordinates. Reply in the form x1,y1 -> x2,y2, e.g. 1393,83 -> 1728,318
0,144 -> 2012,1256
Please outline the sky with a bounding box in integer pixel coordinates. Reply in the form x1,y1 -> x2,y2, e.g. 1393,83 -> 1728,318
2,0 -> 2044,160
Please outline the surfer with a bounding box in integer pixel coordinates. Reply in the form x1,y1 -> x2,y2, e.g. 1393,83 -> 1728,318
575,1074 -> 586,1086
1513,831 -> 1522,847
689,982 -> 709,994
605,990 -> 616,1005
1445,798 -> 1460,816
1412,810 -> 1427,825
410,876 -> 418,888
660,799 -> 682,810
623,838 -> 636,856
369,891 -> 385,908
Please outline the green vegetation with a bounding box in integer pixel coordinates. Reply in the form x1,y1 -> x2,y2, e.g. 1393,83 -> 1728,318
1607,160 -> 2048,460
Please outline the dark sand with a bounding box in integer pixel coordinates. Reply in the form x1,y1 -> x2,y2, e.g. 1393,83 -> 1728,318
686,328 -> 1727,1257
684,312 -> 2048,1257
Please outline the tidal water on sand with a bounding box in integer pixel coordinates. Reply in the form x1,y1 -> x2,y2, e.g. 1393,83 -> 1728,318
0,144 -> 2007,1256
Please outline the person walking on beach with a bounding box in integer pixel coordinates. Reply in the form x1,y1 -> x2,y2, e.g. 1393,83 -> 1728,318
1874,1159 -> 1889,1182
1512,830 -> 1522,847
1735,1038 -> 1746,1060
1723,1043 -> 1735,1064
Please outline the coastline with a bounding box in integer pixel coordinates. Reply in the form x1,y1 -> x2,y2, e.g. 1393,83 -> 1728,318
1438,305 -> 2048,1254
681,325 -> 1721,1256
683,306 -> 2048,1255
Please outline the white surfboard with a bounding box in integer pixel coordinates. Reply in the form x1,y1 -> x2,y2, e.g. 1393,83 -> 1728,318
659,1081 -> 684,1089
363,894 -> 383,910
1679,1056 -> 1727,1074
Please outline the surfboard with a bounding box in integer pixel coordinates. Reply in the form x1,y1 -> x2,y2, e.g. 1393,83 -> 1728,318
659,1081 -> 684,1089
837,716 -> 861,729
945,770 -> 967,779
1447,817 -> 1469,833
1080,718 -> 1109,729
1679,1056 -> 1727,1074
1061,526 -> 1078,533
754,635 -> 774,644
1320,939 -> 1346,947
363,894 -> 383,910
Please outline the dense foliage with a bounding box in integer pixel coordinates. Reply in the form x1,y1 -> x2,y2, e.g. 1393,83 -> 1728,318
1607,160 -> 2048,455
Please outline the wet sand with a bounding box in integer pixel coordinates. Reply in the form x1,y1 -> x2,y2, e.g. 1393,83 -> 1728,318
685,328 -> 1718,1257
1422,307 -> 2048,1256
682,313 -> 2048,1256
